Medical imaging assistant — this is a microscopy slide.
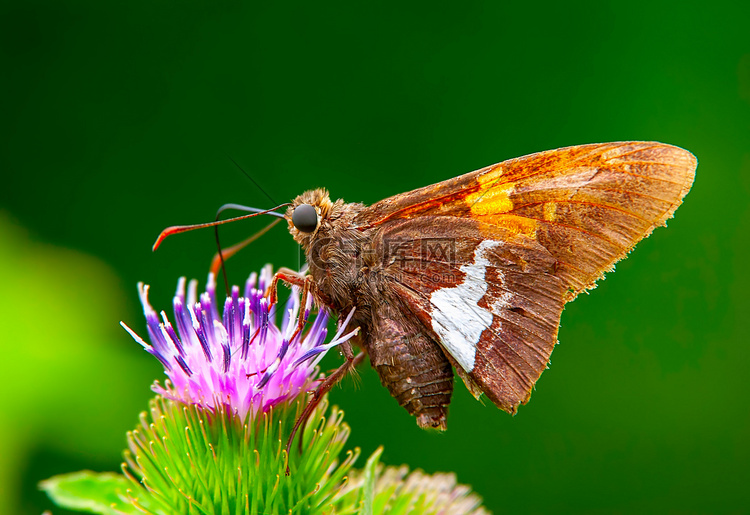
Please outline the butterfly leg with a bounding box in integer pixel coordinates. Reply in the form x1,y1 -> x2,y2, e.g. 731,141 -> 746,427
285,341 -> 365,475
266,268 -> 308,306
289,276 -> 314,341
266,268 -> 318,337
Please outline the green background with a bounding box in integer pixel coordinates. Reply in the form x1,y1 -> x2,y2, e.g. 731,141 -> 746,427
2,1 -> 749,513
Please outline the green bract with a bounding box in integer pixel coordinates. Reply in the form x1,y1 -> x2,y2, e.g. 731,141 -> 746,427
123,396 -> 357,514
44,395 -> 359,515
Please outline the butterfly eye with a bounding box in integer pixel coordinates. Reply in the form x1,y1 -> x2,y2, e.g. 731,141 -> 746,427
292,204 -> 318,233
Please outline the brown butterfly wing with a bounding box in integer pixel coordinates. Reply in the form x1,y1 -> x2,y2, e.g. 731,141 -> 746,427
361,142 -> 696,413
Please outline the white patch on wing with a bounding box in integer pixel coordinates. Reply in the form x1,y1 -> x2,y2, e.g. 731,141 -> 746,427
430,240 -> 501,372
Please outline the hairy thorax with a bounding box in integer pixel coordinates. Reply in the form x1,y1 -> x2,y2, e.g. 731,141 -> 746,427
303,203 -> 374,319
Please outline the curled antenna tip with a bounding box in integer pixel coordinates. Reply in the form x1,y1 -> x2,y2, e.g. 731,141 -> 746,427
152,227 -> 177,251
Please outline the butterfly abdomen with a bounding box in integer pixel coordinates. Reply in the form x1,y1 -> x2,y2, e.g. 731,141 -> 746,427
366,309 -> 454,429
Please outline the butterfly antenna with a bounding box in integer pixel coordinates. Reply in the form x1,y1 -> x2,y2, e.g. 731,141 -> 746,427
152,204 -> 289,251
227,155 -> 278,205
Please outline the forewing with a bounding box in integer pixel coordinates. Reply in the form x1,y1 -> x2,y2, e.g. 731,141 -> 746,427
360,142 -> 697,299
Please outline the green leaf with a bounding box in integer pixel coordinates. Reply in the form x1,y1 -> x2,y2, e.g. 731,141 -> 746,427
39,470 -> 140,515
361,447 -> 383,515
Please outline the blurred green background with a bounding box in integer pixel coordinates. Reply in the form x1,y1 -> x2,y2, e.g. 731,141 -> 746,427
2,1 -> 748,513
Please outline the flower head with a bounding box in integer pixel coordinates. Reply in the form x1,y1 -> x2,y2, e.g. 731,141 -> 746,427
121,265 -> 358,421
43,265 -> 490,515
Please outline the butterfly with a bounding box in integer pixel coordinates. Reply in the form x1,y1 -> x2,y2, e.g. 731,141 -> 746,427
278,141 -> 696,429
156,141 -> 697,429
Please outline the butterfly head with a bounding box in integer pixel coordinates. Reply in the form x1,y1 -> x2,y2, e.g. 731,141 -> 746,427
286,188 -> 335,247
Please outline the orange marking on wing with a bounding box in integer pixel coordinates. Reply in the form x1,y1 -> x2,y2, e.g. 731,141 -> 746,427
543,202 -> 557,222
477,215 -> 538,237
475,165 -> 505,186
466,181 -> 515,215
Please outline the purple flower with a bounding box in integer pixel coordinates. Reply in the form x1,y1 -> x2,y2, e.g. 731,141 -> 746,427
121,266 -> 358,421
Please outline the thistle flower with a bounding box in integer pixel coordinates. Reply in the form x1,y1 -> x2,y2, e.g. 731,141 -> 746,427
115,266 -> 362,513
120,266 -> 358,422
41,266 -> 490,515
